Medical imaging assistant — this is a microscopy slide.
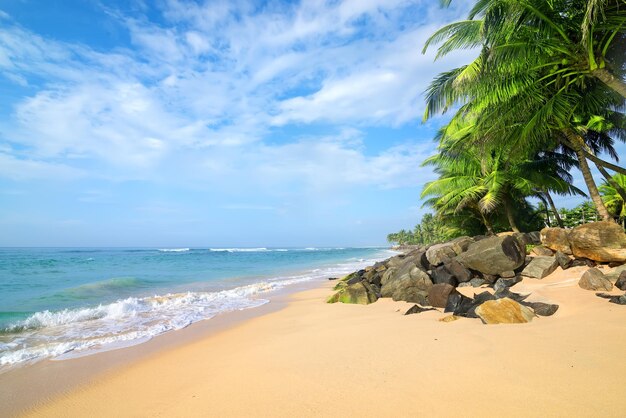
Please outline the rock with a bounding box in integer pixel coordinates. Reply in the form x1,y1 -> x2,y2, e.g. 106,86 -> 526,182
500,270 -> 516,278
530,245 -> 555,256
469,278 -> 486,287
380,268 -> 396,287
425,243 -> 457,266
439,315 -> 460,322
521,256 -> 559,279
494,288 -> 529,303
404,305 -> 436,315
456,236 -> 525,276
520,301 -> 559,316
568,221 -> 626,263
431,266 -> 458,286
615,272 -> 626,291
595,292 -> 626,305
493,277 -> 521,293
555,251 -> 573,270
381,266 -> 433,304
605,265 -> 626,284
578,268 -> 613,291
450,236 -> 474,255
346,270 -> 365,285
328,277 -> 339,281
427,283 -> 457,308
526,231 -> 541,245
444,293 -> 475,317
475,297 -> 536,324
444,259 -> 473,283
540,227 -> 572,254
326,282 -> 378,304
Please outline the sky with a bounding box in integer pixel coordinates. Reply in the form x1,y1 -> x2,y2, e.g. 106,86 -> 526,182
0,0 -> 611,247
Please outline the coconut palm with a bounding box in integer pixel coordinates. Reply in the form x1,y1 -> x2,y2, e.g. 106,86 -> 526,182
600,173 -> 626,225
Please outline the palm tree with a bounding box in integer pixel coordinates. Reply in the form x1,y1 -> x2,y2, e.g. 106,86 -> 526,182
600,173 -> 626,226
423,0 -> 626,221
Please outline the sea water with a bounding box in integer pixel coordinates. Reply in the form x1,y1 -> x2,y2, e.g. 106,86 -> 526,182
0,247 -> 391,369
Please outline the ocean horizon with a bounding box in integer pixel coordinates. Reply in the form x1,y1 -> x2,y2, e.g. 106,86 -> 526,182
0,246 -> 392,370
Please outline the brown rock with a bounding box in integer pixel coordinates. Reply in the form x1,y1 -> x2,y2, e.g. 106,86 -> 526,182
568,221 -> 626,263
475,298 -> 536,324
616,271 -> 626,291
578,268 -> 613,291
540,227 -> 572,254
439,315 -> 459,322
427,283 -> 457,308
520,256 -> 559,279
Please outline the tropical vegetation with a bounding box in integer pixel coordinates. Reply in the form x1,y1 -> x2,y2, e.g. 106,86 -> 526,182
413,0 -> 626,238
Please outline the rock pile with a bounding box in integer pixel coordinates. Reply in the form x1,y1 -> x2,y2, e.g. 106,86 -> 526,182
328,222 -> 626,321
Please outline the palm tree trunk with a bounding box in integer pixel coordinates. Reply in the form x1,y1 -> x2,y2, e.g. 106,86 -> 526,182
583,150 -> 626,176
503,196 -> 520,232
592,68 -> 626,99
544,191 -> 564,228
565,131 -> 613,222
595,162 -> 626,204
478,210 -> 494,235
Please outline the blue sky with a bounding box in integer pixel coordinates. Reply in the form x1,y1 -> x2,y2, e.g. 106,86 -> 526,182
0,0 -> 605,247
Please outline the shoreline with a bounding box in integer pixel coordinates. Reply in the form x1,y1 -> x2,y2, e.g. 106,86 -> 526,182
7,264 -> 626,417
0,278 -> 322,417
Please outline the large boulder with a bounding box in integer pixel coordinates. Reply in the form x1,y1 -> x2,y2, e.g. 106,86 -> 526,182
427,283 -> 457,308
555,251 -> 573,270
327,282 -> 378,304
449,236 -> 474,255
530,245 -> 554,257
540,227 -> 572,254
578,268 -> 613,291
520,256 -> 559,279
605,265 -> 626,283
615,272 -> 626,291
475,298 -> 536,324
444,259 -> 473,283
425,243 -> 457,266
381,267 -> 432,304
455,236 -> 525,276
568,222 -> 626,263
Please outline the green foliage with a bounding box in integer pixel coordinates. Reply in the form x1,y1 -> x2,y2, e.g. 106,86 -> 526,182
599,173 -> 626,223
558,201 -> 600,228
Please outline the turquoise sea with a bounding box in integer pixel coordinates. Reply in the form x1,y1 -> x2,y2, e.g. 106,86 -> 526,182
0,247 -> 390,369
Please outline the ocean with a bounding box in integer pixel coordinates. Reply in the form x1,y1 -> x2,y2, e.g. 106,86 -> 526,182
0,247 -> 391,370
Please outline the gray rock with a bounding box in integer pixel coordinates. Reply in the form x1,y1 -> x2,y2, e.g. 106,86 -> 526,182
444,259 -> 472,283
450,236 -> 474,256
521,301 -> 559,316
380,268 -> 396,286
493,277 -> 521,293
605,265 -> 626,284
521,256 -> 559,279
494,288 -> 529,303
469,278 -> 486,287
431,265 -> 458,287
444,293 -> 475,317
427,283 -> 457,308
404,305 -> 436,315
595,292 -> 626,305
555,251 -> 572,270
526,231 -> 541,245
456,236 -> 525,276
425,243 -> 457,267
381,267 -> 433,303
500,270 -> 516,278
579,268 -> 613,291
615,271 -> 626,291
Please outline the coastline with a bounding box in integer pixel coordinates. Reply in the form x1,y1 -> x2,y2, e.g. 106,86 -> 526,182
9,265 -> 626,417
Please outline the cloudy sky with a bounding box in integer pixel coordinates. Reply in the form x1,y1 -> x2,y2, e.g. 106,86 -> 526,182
0,0 -> 595,247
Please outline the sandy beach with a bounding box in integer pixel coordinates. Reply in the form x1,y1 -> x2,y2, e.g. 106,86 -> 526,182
1,264 -> 621,417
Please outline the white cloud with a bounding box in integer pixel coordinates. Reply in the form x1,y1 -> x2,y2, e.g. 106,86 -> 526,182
0,0 -> 474,187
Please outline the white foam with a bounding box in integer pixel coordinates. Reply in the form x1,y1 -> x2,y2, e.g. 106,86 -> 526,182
158,248 -> 190,252
0,250 -> 390,369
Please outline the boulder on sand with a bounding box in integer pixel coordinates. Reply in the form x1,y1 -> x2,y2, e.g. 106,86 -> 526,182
327,282 -> 378,304
555,251 -> 573,270
568,221 -> 626,263
615,271 -> 626,291
475,297 -> 536,324
456,236 -> 525,276
430,265 -> 458,286
521,256 -> 559,279
381,267 -> 432,304
425,243 -> 457,267
578,268 -> 613,291
530,245 -> 554,257
540,227 -> 572,254
427,283 -> 457,308
444,259 -> 473,283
